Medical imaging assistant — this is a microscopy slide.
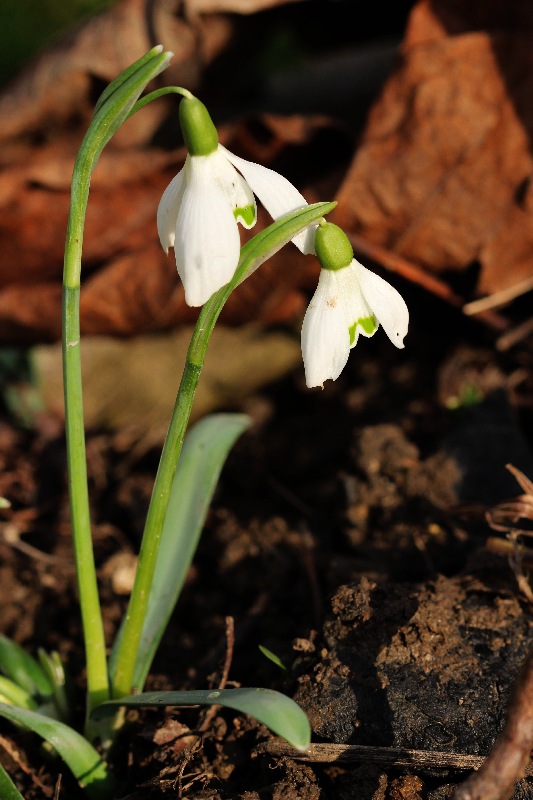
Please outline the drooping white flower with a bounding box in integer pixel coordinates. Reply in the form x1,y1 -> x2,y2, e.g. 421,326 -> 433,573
301,223 -> 409,388
157,95 -> 314,307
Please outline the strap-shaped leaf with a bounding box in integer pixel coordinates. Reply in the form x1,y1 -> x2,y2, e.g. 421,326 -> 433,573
110,413 -> 251,691
0,703 -> 114,800
0,675 -> 38,710
0,763 -> 25,800
0,635 -> 52,698
94,687 -> 311,751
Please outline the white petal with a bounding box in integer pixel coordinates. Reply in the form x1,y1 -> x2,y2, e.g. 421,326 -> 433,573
301,270 -> 351,388
175,156 -> 240,307
157,165 -> 187,253
209,147 -> 256,228
221,144 -> 315,254
336,265 -> 378,348
356,261 -> 409,348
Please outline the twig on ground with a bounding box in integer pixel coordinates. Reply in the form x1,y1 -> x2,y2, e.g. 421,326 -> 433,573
255,740 -> 533,774
0,734 -> 52,795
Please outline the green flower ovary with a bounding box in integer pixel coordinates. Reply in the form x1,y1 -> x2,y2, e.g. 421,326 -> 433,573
349,315 -> 378,344
315,222 -> 354,271
179,96 -> 218,156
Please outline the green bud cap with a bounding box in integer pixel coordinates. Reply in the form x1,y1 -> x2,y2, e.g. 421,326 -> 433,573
179,96 -> 218,156
314,222 -> 354,271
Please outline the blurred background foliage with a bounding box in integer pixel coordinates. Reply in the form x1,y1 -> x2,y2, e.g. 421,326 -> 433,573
0,0 -> 118,86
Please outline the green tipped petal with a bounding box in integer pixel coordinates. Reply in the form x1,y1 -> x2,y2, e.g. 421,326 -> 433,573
234,204 -> 256,227
349,315 -> 378,344
314,222 -> 354,271
179,97 -> 218,156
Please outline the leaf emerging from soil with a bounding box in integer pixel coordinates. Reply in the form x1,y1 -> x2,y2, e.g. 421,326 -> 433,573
94,687 -> 312,751
0,703 -> 114,799
109,412 -> 252,691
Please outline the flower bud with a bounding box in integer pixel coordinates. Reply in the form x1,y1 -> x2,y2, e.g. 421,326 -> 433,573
314,222 -> 354,271
179,96 -> 218,156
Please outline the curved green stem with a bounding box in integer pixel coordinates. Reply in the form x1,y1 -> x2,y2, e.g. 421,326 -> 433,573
63,162 -> 109,718
110,289 -> 223,698
61,46 -> 173,729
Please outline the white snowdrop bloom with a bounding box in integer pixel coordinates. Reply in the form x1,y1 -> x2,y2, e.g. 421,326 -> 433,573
301,223 -> 409,388
157,95 -> 314,307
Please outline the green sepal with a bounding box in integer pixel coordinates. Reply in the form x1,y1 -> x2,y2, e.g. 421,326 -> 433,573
314,222 -> 354,271
179,96 -> 219,156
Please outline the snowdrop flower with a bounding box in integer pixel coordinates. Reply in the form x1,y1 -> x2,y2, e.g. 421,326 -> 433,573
301,222 -> 409,388
157,94 -> 314,306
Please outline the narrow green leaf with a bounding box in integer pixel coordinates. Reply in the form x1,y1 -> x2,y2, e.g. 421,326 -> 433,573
0,635 -> 52,698
0,675 -> 38,710
94,687 -> 311,751
258,645 -> 287,671
0,763 -> 25,800
93,45 -> 166,116
109,413 -> 251,691
38,649 -> 72,722
234,201 -> 337,287
0,703 -> 114,800
83,47 -> 172,171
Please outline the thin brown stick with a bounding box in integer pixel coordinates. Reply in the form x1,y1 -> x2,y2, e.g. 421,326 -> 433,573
255,739 -> 533,773
451,647 -> 533,800
198,616 -> 235,733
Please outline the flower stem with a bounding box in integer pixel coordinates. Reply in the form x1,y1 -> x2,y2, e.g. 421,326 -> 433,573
110,289 -> 225,699
110,201 -> 337,699
63,161 -> 110,719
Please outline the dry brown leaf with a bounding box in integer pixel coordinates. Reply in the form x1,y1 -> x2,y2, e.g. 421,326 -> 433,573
0,108 -> 336,343
32,324 -> 302,443
185,0 -> 305,15
0,0 -> 233,152
333,0 -> 533,297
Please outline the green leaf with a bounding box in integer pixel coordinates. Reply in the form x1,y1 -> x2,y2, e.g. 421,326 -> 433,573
83,45 -> 172,169
93,687 -> 311,751
38,649 -> 73,722
0,763 -> 25,800
235,201 -> 337,287
109,412 -> 251,691
258,645 -> 287,671
93,45 -> 167,116
0,635 -> 52,698
0,675 -> 38,710
0,703 -> 114,800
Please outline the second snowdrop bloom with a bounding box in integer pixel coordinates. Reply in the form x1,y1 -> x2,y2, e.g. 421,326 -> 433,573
157,95 -> 314,306
301,223 -> 409,388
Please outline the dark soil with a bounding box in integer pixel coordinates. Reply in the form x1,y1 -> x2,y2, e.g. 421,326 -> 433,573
1,278 -> 533,799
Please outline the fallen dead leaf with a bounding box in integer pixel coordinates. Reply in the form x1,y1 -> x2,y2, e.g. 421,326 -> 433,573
30,323 -> 302,445
333,0 -> 533,297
